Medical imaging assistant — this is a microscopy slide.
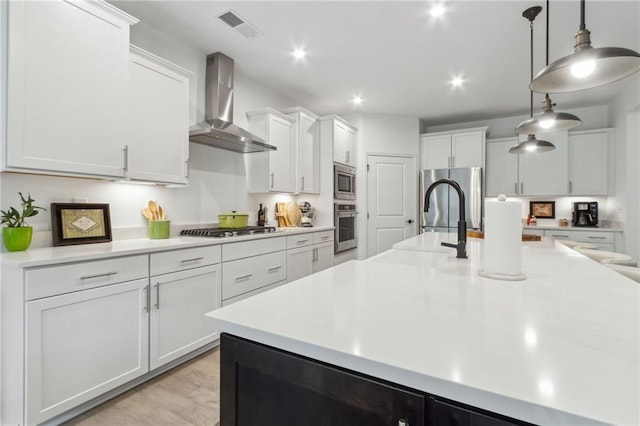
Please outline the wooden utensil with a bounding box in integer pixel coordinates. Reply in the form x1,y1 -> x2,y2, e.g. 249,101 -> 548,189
147,200 -> 159,220
275,202 -> 287,227
141,208 -> 154,221
158,205 -> 165,220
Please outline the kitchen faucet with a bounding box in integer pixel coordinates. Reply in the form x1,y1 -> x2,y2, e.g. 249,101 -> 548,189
423,178 -> 467,259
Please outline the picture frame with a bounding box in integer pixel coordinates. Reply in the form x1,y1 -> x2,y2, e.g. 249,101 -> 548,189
529,201 -> 555,219
51,203 -> 112,246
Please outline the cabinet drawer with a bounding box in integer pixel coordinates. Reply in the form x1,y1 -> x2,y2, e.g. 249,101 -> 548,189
25,255 -> 148,301
314,230 -> 334,244
221,280 -> 286,307
522,228 -> 544,237
222,236 -> 286,262
150,245 -> 221,276
570,230 -> 613,244
287,233 -> 313,249
222,251 -> 286,300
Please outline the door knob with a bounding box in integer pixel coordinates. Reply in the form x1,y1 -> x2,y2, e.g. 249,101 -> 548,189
406,219 -> 414,224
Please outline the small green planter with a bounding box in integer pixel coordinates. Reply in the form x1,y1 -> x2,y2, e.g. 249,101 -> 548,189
3,226 -> 33,252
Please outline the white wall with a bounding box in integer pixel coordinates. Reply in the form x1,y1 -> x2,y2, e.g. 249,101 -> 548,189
607,75 -> 640,260
0,20 -> 313,250
344,114 -> 421,260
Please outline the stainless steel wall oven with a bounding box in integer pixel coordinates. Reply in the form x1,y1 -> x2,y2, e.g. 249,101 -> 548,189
334,203 -> 358,253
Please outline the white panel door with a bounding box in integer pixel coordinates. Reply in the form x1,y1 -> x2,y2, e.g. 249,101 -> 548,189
519,130 -> 569,196
287,245 -> 314,282
26,279 -> 149,425
149,265 -> 221,370
485,139 -> 519,197
367,155 -> 416,257
313,242 -> 334,273
451,131 -> 484,168
298,113 -> 320,194
269,115 -> 295,192
568,130 -> 609,195
420,134 -> 451,170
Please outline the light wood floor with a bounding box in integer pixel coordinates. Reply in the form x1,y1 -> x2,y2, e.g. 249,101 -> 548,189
64,348 -> 220,426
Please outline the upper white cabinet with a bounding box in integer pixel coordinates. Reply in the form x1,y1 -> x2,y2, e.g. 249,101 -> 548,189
4,0 -> 138,178
568,128 -> 610,196
420,127 -> 487,170
285,107 -> 321,194
247,108 -> 296,193
485,131 -> 569,197
127,46 -> 192,185
320,115 -> 357,167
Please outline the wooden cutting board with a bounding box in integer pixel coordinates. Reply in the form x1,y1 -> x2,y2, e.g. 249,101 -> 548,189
275,202 -> 288,227
286,202 -> 302,227
466,230 -> 541,241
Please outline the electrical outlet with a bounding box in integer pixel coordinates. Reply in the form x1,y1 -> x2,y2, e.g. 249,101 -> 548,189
72,197 -> 88,203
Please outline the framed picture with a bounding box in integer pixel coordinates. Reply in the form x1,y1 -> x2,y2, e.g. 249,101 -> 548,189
51,203 -> 112,246
530,201 -> 555,219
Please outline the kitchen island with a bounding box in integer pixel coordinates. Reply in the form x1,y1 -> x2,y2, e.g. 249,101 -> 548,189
205,233 -> 639,425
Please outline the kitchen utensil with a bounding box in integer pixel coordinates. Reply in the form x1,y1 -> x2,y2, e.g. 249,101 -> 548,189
218,211 -> 249,228
148,200 -> 159,220
141,208 -> 154,221
286,202 -> 302,227
158,205 -> 165,220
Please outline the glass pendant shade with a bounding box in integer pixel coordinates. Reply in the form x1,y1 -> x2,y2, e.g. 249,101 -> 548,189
515,97 -> 582,134
508,134 -> 556,154
529,0 -> 640,93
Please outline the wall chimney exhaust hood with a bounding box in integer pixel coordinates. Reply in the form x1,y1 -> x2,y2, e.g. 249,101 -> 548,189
189,52 -> 276,153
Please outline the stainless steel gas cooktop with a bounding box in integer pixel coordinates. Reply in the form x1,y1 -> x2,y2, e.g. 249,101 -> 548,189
179,226 -> 277,238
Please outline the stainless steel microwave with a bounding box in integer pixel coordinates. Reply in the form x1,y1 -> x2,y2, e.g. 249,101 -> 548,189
334,164 -> 356,200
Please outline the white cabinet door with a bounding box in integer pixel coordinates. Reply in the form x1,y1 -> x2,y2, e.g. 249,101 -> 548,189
333,119 -> 357,166
519,131 -> 568,196
452,131 -> 484,168
297,112 -> 321,194
568,129 -> 609,196
247,109 -> 296,193
313,241 -> 334,273
149,264 -> 221,370
287,245 -> 314,282
420,134 -> 451,170
485,138 -> 519,197
127,46 -> 191,184
6,0 -> 136,178
25,279 -> 149,425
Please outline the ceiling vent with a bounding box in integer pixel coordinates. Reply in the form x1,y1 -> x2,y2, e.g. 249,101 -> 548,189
218,10 -> 262,39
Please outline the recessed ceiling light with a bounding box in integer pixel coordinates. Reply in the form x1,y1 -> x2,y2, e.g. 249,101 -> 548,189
292,48 -> 306,60
450,76 -> 464,87
352,96 -> 363,105
430,3 -> 446,17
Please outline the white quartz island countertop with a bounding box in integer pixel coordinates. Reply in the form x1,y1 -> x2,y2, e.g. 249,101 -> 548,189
206,233 -> 639,425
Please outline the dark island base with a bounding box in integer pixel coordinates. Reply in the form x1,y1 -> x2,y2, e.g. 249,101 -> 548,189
220,333 -> 535,426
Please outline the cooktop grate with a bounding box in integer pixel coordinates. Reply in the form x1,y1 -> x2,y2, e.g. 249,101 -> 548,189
180,226 -> 277,238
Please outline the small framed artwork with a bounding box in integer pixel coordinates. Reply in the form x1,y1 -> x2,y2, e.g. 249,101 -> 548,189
51,203 -> 112,246
530,201 -> 555,219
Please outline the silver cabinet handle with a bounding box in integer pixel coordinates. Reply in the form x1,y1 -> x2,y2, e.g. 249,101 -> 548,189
185,158 -> 190,179
300,176 -> 305,191
514,182 -> 518,193
551,234 -> 570,238
315,247 -> 319,262
587,236 -> 607,240
320,235 -> 330,240
520,182 -> 524,193
568,180 -> 572,193
451,156 -> 455,168
268,266 -> 282,272
346,151 -> 350,163
80,272 -> 117,280
297,239 -> 309,245
144,285 -> 150,313
154,283 -> 160,309
236,274 -> 253,281
270,172 -> 275,188
180,257 -> 204,263
123,145 -> 129,173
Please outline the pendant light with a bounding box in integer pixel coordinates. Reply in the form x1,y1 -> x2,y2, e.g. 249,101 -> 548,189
509,6 -> 555,154
530,0 -> 640,93
516,0 -> 582,134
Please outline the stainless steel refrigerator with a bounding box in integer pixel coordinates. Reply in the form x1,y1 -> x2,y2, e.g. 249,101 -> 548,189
419,167 -> 483,232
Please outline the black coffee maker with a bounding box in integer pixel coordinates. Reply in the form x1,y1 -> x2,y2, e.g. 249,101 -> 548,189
572,202 -> 598,227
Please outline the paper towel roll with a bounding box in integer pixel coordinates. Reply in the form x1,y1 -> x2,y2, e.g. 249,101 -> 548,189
481,196 -> 525,280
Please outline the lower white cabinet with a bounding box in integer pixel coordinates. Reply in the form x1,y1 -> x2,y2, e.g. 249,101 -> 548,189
25,279 -> 149,425
149,264 -> 221,370
286,231 -> 334,282
545,229 -> 614,251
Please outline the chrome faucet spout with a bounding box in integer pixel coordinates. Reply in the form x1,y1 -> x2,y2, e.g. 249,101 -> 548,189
423,178 -> 468,259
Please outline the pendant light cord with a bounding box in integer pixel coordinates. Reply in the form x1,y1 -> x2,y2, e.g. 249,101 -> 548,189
580,0 -> 586,31
545,0 -> 550,101
529,18 -> 534,118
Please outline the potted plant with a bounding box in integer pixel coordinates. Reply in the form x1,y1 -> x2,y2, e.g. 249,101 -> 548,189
1,193 -> 46,252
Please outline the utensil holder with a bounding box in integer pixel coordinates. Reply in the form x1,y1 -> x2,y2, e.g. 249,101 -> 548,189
148,220 -> 170,239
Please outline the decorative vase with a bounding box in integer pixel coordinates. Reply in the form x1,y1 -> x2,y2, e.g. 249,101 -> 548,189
2,226 -> 33,252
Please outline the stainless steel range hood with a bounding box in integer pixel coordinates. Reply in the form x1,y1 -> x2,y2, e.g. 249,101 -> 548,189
189,52 -> 275,153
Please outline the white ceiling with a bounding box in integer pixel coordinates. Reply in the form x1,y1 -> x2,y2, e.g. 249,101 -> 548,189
110,0 -> 640,126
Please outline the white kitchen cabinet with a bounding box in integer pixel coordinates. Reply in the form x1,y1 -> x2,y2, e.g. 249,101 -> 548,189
518,130 -> 569,196
4,0 -> 137,178
149,246 -> 221,370
568,128 -> 610,196
247,108 -> 296,193
420,127 -> 487,170
320,115 -> 358,167
127,45 -> 192,185
545,229 -> 614,251
286,231 -> 334,282
22,255 -> 149,425
285,107 -> 321,194
485,138 -> 519,197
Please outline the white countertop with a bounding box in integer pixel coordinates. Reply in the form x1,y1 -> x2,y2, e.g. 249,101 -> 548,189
1,226 -> 334,268
205,233 -> 639,425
